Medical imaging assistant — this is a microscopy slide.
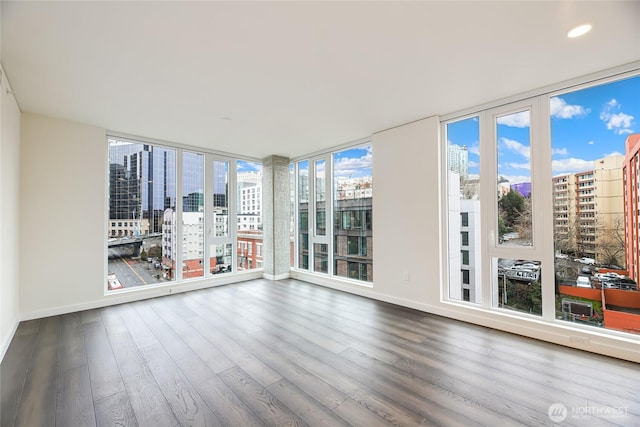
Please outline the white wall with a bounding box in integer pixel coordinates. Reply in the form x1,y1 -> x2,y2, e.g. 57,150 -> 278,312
0,65 -> 21,359
20,113 -> 108,316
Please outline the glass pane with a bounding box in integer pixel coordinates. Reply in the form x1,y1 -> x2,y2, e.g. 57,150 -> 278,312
550,75 -> 640,334
108,140 -> 176,289
209,160 -> 230,276
315,160 -> 326,235
209,243 -> 232,274
212,160 -> 229,238
496,110 -> 532,247
494,258 -> 542,316
237,160 -> 263,271
290,163 -> 295,268
182,152 -> 204,279
313,243 -> 328,273
447,117 -> 481,303
333,145 -> 372,282
298,160 -> 309,270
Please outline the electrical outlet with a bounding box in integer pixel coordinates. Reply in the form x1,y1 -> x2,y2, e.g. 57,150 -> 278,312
402,271 -> 410,281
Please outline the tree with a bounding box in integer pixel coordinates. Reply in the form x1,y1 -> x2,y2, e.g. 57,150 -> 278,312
140,248 -> 148,261
596,215 -> 625,267
498,190 -> 526,229
513,196 -> 532,241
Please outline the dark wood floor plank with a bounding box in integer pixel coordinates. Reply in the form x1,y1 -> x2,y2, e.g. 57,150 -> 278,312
250,328 -> 428,427
218,366 -> 307,427
94,391 -> 139,427
101,310 -> 179,427
58,312 -> 87,373
332,398 -> 394,427
132,300 -> 194,362
56,364 -> 96,427
149,299 -> 236,374
83,311 -> 126,402
232,284 -> 402,364
184,309 -> 283,388
12,316 -> 60,427
175,354 -> 265,427
137,343 -> 222,427
266,378 -> 351,427
0,326 -> 38,427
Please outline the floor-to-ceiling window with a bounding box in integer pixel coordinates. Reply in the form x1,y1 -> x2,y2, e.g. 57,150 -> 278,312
107,136 -> 262,290
445,71 -> 640,337
293,143 -> 373,283
549,75 -> 640,333
236,160 -> 263,271
107,139 -> 176,289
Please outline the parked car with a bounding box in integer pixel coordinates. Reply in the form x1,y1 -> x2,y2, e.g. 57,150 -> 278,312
581,266 -> 593,275
555,252 -> 569,259
576,276 -> 592,288
618,278 -> 637,291
574,257 -> 595,265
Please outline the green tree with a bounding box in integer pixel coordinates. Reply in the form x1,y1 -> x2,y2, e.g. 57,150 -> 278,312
498,190 -> 525,228
140,248 -> 148,261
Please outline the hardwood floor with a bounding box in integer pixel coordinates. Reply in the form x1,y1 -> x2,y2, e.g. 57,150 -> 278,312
1,278 -> 639,427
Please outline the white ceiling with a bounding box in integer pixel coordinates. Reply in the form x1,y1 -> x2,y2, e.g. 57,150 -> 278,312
2,1 -> 639,159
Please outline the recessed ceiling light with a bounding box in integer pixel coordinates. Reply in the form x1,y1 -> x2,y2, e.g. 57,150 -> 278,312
567,24 -> 592,38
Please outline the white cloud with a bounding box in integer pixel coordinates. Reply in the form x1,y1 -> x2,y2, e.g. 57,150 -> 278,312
497,111 -> 530,128
500,175 -> 531,185
550,97 -> 589,119
506,162 -> 530,170
552,147 -> 568,155
551,157 -> 594,174
468,142 -> 480,155
468,160 -> 479,168
603,151 -> 623,157
333,148 -> 373,178
600,98 -> 635,135
501,138 -> 530,159
587,140 -> 595,145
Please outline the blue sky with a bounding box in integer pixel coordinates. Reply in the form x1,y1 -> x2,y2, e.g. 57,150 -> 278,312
448,75 -> 640,184
296,145 -> 373,180
332,145 -> 372,179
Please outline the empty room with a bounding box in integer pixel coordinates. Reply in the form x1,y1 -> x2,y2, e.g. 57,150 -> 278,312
1,1 -> 639,426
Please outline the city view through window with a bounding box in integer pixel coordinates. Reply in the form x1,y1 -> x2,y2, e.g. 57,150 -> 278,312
448,74 -> 640,335
296,144 -> 373,282
107,138 -> 263,290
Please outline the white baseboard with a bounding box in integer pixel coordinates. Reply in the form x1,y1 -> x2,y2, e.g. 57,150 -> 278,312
1,316 -> 20,363
263,272 -> 290,281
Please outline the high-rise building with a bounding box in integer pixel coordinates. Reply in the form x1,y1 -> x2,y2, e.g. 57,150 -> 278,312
552,155 -> 624,262
108,141 -> 176,237
448,144 -> 469,179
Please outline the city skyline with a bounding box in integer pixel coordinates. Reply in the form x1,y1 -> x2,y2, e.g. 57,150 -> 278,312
448,75 -> 640,185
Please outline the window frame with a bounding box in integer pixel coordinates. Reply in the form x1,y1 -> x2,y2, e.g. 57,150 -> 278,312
106,133 -> 262,292
440,65 -> 640,339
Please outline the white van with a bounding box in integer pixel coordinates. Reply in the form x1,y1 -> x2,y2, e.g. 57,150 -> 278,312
576,276 -> 592,288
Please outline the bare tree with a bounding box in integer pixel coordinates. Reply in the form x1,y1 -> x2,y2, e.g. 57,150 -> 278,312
596,214 -> 625,267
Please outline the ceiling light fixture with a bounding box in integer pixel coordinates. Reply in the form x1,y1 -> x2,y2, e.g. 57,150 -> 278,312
567,24 -> 592,38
